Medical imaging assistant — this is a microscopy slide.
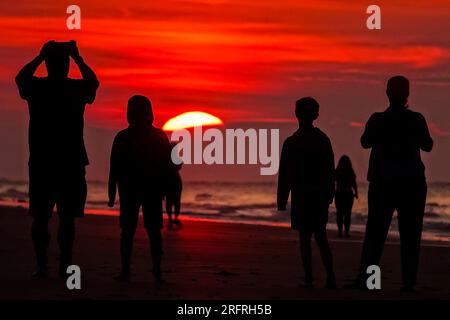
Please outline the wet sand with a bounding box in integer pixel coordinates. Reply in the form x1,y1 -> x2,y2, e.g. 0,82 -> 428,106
0,205 -> 449,300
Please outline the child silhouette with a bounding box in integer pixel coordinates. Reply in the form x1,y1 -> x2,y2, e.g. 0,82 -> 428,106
108,95 -> 172,282
277,97 -> 336,288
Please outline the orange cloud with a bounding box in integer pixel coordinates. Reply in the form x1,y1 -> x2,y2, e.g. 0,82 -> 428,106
1,0 -> 450,130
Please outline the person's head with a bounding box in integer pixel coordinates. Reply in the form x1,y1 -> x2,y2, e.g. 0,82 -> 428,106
336,155 -> 355,177
337,155 -> 352,170
386,75 -> 409,107
295,97 -> 320,125
44,42 -> 70,79
127,95 -> 154,127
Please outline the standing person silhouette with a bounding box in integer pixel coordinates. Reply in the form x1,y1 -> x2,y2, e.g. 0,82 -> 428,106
166,142 -> 183,228
15,41 -> 99,279
352,76 -> 433,291
108,95 -> 172,282
277,97 -> 336,289
335,155 -> 358,238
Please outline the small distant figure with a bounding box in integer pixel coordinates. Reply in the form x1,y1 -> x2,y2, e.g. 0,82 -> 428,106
108,95 -> 172,283
15,40 -> 99,279
277,97 -> 336,289
335,155 -> 358,238
166,142 -> 183,228
351,76 -> 433,292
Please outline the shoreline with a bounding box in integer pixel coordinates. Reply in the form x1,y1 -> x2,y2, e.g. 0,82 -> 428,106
1,201 -> 450,245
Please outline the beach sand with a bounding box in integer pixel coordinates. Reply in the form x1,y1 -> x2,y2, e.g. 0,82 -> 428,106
0,205 -> 449,300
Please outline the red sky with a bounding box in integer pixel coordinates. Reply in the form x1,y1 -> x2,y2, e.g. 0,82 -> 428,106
0,0 -> 449,181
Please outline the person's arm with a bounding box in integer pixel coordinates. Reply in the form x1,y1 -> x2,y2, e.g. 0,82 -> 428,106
162,132 -> 174,193
325,137 -> 336,204
417,114 -> 433,152
15,55 -> 43,95
69,41 -> 100,104
15,43 -> 50,99
108,137 -> 119,207
353,176 -> 359,199
361,114 -> 376,149
277,140 -> 290,211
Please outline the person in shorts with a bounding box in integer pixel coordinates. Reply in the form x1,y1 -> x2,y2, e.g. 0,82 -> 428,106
277,97 -> 336,288
108,95 -> 172,282
16,40 -> 99,278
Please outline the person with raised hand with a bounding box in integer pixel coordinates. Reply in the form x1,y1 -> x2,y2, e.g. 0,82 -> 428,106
16,40 -> 99,279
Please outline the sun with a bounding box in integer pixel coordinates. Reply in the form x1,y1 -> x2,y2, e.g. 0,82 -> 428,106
163,111 -> 223,131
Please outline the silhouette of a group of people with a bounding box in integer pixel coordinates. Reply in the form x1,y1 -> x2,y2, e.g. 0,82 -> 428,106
17,42 -> 433,291
16,41 -> 179,282
277,76 -> 433,291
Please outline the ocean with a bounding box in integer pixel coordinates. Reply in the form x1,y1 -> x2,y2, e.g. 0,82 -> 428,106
1,179 -> 450,242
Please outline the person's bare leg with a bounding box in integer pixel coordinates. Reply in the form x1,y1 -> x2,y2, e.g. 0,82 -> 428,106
114,201 -> 139,281
314,228 -> 336,288
336,210 -> 343,238
31,216 -> 50,278
113,226 -> 136,282
57,216 -> 75,278
344,208 -> 352,238
174,197 -> 182,226
299,231 -> 314,287
147,228 -> 163,282
166,198 -> 173,228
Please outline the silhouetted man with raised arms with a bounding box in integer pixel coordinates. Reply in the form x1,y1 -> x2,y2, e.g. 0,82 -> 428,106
278,97 -> 336,289
16,41 -> 99,278
353,76 -> 433,291
108,95 -> 172,282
